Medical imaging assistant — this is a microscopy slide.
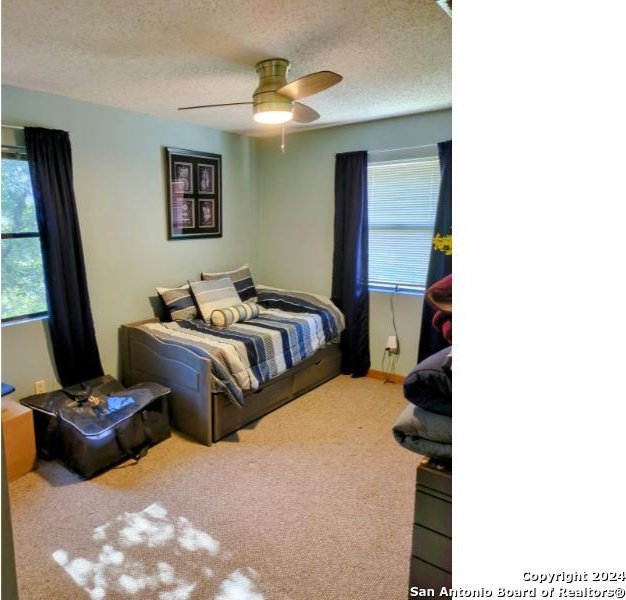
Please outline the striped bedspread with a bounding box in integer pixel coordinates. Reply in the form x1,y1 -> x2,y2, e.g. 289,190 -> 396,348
140,287 -> 344,407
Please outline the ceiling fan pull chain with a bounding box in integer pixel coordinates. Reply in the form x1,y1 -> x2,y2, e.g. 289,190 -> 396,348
280,124 -> 286,153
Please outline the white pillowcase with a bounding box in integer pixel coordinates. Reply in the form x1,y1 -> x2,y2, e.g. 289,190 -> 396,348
189,278 -> 241,322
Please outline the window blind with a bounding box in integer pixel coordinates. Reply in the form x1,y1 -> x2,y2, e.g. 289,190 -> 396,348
368,155 -> 440,293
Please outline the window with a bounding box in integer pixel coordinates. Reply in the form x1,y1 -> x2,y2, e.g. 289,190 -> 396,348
1,146 -> 48,322
368,150 -> 440,294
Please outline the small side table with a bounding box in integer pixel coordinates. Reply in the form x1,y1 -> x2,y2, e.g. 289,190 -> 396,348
1,384 -> 37,481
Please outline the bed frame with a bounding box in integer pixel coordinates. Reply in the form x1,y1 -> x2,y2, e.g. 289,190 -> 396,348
119,319 -> 342,445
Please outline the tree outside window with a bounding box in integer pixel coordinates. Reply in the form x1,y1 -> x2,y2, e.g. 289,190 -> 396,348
1,154 -> 48,322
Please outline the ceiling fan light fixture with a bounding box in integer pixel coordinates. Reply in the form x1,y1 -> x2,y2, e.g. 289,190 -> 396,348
253,109 -> 293,124
177,57 -> 342,128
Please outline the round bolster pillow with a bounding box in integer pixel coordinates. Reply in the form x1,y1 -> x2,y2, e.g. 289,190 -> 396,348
210,302 -> 259,327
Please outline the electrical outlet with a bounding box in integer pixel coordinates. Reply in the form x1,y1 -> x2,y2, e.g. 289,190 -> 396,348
34,380 -> 46,394
386,335 -> 399,354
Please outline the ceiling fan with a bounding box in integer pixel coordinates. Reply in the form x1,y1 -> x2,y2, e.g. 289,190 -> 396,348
178,58 -> 343,125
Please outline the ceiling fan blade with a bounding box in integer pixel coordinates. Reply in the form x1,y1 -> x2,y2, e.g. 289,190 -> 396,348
292,102 -> 320,124
178,102 -> 253,111
277,71 -> 343,101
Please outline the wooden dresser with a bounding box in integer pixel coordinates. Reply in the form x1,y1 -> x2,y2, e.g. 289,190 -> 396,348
408,460 -> 452,597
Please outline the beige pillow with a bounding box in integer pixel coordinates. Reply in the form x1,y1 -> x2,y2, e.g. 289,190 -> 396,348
211,302 -> 260,327
189,278 -> 240,322
156,284 -> 197,320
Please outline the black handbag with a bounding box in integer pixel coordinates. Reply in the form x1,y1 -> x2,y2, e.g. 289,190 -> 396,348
21,375 -> 171,478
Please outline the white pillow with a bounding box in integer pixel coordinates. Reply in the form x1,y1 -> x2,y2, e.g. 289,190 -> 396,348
189,278 -> 240,322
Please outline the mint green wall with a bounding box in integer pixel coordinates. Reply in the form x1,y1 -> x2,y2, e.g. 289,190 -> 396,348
1,85 -> 259,397
1,84 -> 450,394
256,110 -> 452,375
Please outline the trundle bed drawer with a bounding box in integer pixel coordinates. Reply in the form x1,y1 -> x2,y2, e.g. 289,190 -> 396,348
213,375 -> 293,442
293,344 -> 342,394
212,344 -> 341,442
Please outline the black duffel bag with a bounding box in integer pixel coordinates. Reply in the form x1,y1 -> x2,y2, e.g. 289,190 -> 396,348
21,375 -> 171,478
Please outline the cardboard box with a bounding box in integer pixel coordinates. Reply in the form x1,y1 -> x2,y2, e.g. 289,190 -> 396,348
1,399 -> 36,481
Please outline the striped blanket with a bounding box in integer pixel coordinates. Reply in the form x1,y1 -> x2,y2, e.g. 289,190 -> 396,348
140,287 -> 344,407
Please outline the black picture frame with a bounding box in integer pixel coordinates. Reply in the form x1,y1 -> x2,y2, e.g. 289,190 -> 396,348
165,147 -> 222,239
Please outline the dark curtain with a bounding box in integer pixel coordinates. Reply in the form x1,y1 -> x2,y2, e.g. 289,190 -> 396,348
418,140 -> 452,362
25,127 -> 104,387
331,151 -> 370,376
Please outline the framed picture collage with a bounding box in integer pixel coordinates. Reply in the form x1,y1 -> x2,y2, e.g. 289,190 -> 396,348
165,147 -> 222,239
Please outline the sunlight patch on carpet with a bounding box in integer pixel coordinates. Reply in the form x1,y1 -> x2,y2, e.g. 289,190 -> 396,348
216,569 -> 265,600
52,503 -> 265,600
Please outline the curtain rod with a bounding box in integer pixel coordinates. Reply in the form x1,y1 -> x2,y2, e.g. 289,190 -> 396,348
369,143 -> 438,154
2,124 -> 25,130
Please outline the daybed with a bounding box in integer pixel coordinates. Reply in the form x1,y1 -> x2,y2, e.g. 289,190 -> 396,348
120,287 -> 344,445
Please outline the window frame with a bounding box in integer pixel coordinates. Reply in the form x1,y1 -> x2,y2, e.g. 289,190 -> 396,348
367,147 -> 440,296
1,144 -> 48,324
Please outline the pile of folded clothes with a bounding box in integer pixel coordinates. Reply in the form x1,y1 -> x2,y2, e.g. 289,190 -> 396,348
392,346 -> 452,462
392,273 -> 452,463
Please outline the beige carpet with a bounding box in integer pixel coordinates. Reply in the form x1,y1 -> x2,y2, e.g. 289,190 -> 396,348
8,376 -> 419,600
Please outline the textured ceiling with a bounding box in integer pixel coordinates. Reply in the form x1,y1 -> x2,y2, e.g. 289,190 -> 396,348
1,0 -> 451,137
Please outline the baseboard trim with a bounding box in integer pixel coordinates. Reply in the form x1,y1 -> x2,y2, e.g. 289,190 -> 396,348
367,369 -> 405,384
